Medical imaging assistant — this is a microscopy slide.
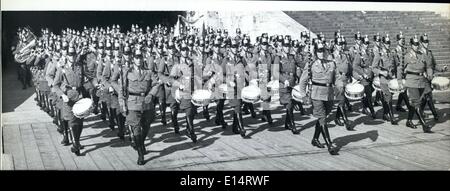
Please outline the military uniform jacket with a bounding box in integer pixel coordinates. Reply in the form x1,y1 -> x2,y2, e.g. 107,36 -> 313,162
158,54 -> 179,87
243,52 -> 259,82
170,57 -> 203,100
122,66 -> 154,111
372,48 -> 396,85
352,48 -> 374,86
333,51 -> 350,87
394,45 -> 406,79
53,61 -> 83,102
223,55 -> 246,100
299,58 -> 336,101
255,51 -> 274,100
83,51 -> 98,80
402,49 -> 432,88
275,53 -> 297,91
203,53 -> 225,88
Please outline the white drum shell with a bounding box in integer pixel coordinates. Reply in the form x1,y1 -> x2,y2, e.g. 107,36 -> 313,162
72,98 -> 94,119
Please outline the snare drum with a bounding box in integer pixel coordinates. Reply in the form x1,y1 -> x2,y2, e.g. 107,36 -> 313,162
241,85 -> 261,104
388,79 -> 406,93
431,76 -> 450,91
372,77 -> 381,91
292,85 -> 306,102
345,83 -> 364,100
72,98 -> 94,119
191,89 -> 212,107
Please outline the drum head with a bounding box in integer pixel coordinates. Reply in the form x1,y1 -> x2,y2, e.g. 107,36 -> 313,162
193,89 -> 212,99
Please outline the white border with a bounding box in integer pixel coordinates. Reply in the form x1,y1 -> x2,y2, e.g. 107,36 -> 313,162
1,0 -> 449,12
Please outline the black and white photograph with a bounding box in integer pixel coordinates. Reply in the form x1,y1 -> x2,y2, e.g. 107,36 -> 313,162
1,0 -> 450,172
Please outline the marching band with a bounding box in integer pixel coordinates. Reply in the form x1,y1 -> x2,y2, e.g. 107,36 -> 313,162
14,21 -> 449,165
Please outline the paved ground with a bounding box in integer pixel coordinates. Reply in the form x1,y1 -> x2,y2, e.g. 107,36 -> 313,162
2,66 -> 450,170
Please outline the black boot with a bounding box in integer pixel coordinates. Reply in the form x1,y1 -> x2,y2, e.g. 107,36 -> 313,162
311,121 -> 325,148
232,112 -> 240,134
382,101 -> 390,121
60,121 -> 70,146
320,124 -> 338,155
117,114 -> 125,140
108,108 -> 117,130
171,111 -> 179,134
406,106 -> 417,129
368,101 -> 377,119
340,106 -> 353,130
135,135 -> 144,165
185,115 -> 197,143
345,98 -> 353,112
100,102 -> 108,121
202,106 -> 210,121
427,96 -> 439,121
243,103 -> 250,115
160,104 -> 167,125
298,102 -> 306,115
248,104 -> 257,118
334,107 -> 344,126
49,101 -> 55,117
387,102 -> 398,125
266,110 -> 273,124
236,112 -> 246,138
261,110 -> 268,122
396,92 -> 407,112
415,108 -> 432,133
287,109 -> 300,134
70,127 -> 81,156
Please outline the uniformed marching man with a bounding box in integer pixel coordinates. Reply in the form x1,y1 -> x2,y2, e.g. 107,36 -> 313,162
148,42 -> 168,126
401,35 -> 432,133
110,45 -> 132,140
299,41 -> 338,155
80,39 -> 101,115
96,41 -> 110,122
292,39 -> 307,115
393,32 -> 410,112
222,39 -> 247,137
170,42 -> 202,142
352,35 -> 376,119
372,34 -> 398,125
103,42 -> 127,138
274,37 -> 300,134
419,34 -> 448,121
100,41 -> 118,130
119,48 -> 156,165
372,33 -> 383,107
241,37 -> 258,119
159,41 -> 181,133
53,46 -> 85,156
255,37 -> 274,124
192,38 -> 212,121
204,39 -> 227,129
332,36 -> 353,130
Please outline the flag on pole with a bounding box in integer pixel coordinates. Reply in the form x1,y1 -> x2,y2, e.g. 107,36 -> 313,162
174,16 -> 180,37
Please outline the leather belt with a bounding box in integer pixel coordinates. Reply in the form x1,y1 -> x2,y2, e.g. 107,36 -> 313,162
406,71 -> 423,76
129,92 -> 148,97
312,81 -> 333,87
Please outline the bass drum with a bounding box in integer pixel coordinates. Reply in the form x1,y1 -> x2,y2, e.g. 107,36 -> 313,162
72,98 -> 94,119
191,89 -> 212,107
241,85 -> 261,104
432,76 -> 450,91
345,83 -> 364,100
